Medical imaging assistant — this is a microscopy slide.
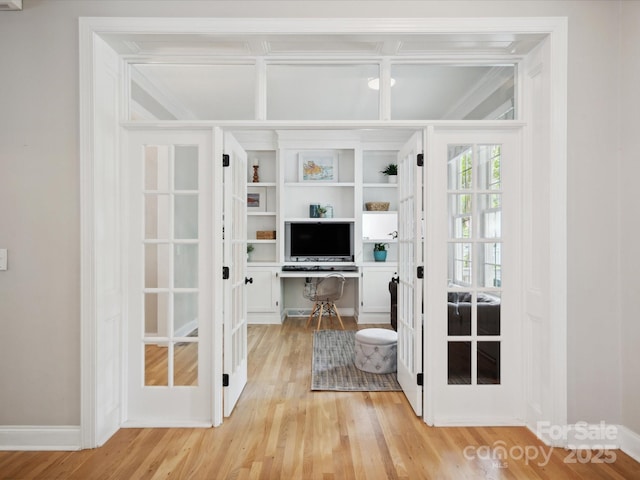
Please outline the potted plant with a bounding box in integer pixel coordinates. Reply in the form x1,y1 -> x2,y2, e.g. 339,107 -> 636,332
317,206 -> 327,218
247,243 -> 254,261
373,242 -> 388,262
380,163 -> 398,183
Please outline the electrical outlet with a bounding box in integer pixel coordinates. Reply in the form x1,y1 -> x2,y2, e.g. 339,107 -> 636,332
0,249 -> 7,271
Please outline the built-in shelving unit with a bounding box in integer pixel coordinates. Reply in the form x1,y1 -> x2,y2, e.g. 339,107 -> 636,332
240,130 -> 409,324
246,150 -> 278,263
361,150 -> 399,264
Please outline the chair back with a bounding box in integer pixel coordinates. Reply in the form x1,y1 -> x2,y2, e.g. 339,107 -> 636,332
314,274 -> 345,301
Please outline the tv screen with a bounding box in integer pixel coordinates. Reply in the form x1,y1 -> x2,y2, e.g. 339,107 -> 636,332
288,222 -> 353,261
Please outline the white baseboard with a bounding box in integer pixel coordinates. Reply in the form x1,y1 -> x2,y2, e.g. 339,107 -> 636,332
619,425 -> 640,463
0,425 -> 81,451
174,318 -> 198,338
285,307 -> 356,318
531,421 -> 640,462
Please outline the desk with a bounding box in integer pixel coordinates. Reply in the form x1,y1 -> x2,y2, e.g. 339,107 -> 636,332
279,267 -> 359,319
247,264 -> 395,324
279,269 -> 360,279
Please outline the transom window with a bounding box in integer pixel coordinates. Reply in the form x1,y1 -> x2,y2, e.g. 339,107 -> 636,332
129,63 -> 517,122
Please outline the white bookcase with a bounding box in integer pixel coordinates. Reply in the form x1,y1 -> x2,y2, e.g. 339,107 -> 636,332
246,150 -> 278,263
242,130 -> 405,324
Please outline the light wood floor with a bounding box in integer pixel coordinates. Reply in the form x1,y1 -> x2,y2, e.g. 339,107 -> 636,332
1,318 -> 638,479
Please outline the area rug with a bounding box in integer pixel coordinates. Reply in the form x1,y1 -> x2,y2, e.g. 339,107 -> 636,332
311,330 -> 402,392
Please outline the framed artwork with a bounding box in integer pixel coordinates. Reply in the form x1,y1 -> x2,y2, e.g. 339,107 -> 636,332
298,151 -> 338,182
247,186 -> 267,212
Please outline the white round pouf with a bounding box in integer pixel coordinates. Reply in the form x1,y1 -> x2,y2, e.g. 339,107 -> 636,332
354,328 -> 398,374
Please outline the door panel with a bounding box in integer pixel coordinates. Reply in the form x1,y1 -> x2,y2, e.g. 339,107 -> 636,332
427,128 -> 522,425
396,131 -> 424,416
126,130 -> 214,426
223,132 -> 249,417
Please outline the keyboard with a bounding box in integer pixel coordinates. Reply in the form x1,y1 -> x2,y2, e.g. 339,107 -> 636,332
282,265 -> 358,272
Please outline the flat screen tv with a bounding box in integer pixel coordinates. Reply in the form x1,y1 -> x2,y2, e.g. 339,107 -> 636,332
287,222 -> 353,262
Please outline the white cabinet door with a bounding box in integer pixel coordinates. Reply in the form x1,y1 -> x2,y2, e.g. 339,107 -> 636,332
247,267 -> 278,312
361,266 -> 397,313
247,266 -> 281,323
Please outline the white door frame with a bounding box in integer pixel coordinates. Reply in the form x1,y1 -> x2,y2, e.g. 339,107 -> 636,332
79,16 -> 567,448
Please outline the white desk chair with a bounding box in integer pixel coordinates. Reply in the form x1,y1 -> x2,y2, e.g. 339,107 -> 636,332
303,274 -> 346,330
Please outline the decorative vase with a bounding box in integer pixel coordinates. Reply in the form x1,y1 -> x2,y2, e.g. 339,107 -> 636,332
373,250 -> 387,262
309,204 -> 320,218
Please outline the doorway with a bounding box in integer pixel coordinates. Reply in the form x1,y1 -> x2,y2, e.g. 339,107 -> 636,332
80,17 -> 568,448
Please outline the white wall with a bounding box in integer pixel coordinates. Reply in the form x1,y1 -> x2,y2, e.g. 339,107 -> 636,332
619,0 -> 640,436
0,0 -> 632,433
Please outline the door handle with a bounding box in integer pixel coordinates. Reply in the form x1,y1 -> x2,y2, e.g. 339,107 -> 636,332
245,277 -> 253,285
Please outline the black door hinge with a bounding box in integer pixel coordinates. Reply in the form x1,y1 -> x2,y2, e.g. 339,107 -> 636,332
417,373 -> 424,386
417,153 -> 424,167
223,266 -> 230,279
222,374 -> 229,387
417,266 -> 424,279
223,154 -> 230,167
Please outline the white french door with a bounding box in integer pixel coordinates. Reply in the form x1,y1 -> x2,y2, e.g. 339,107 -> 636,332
396,131 -> 424,416
426,128 -> 523,425
222,131 -> 248,417
125,129 -> 217,426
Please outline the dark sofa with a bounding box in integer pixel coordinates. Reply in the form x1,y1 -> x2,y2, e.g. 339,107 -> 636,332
448,291 -> 501,383
447,291 -> 501,336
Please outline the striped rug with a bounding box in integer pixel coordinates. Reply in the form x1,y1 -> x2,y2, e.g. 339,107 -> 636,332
311,330 -> 401,391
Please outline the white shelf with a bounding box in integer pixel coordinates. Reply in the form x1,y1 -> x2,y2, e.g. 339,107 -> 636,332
247,261 -> 280,267
285,217 -> 356,223
248,239 -> 276,244
363,183 -> 398,188
284,182 -> 355,188
248,211 -> 277,216
247,182 -> 277,187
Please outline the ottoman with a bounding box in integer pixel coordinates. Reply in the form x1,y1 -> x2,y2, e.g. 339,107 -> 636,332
354,328 -> 398,374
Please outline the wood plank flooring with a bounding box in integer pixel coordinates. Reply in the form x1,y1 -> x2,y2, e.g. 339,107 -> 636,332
1,318 -> 639,479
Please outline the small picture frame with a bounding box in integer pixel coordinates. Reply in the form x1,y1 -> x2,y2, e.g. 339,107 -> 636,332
247,186 -> 267,212
298,151 -> 338,182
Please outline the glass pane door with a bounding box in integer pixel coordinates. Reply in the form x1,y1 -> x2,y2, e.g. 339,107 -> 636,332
126,130 -> 214,426
143,144 -> 200,387
427,128 -> 522,425
446,144 -> 503,386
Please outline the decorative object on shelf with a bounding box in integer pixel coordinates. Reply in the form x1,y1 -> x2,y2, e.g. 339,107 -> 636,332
247,243 -> 254,261
324,205 -> 334,218
380,163 -> 398,184
252,157 -> 260,183
256,230 -> 276,239
373,242 -> 389,262
317,206 -> 327,218
247,187 -> 267,212
365,202 -> 390,211
309,204 -> 321,218
299,151 -> 338,182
